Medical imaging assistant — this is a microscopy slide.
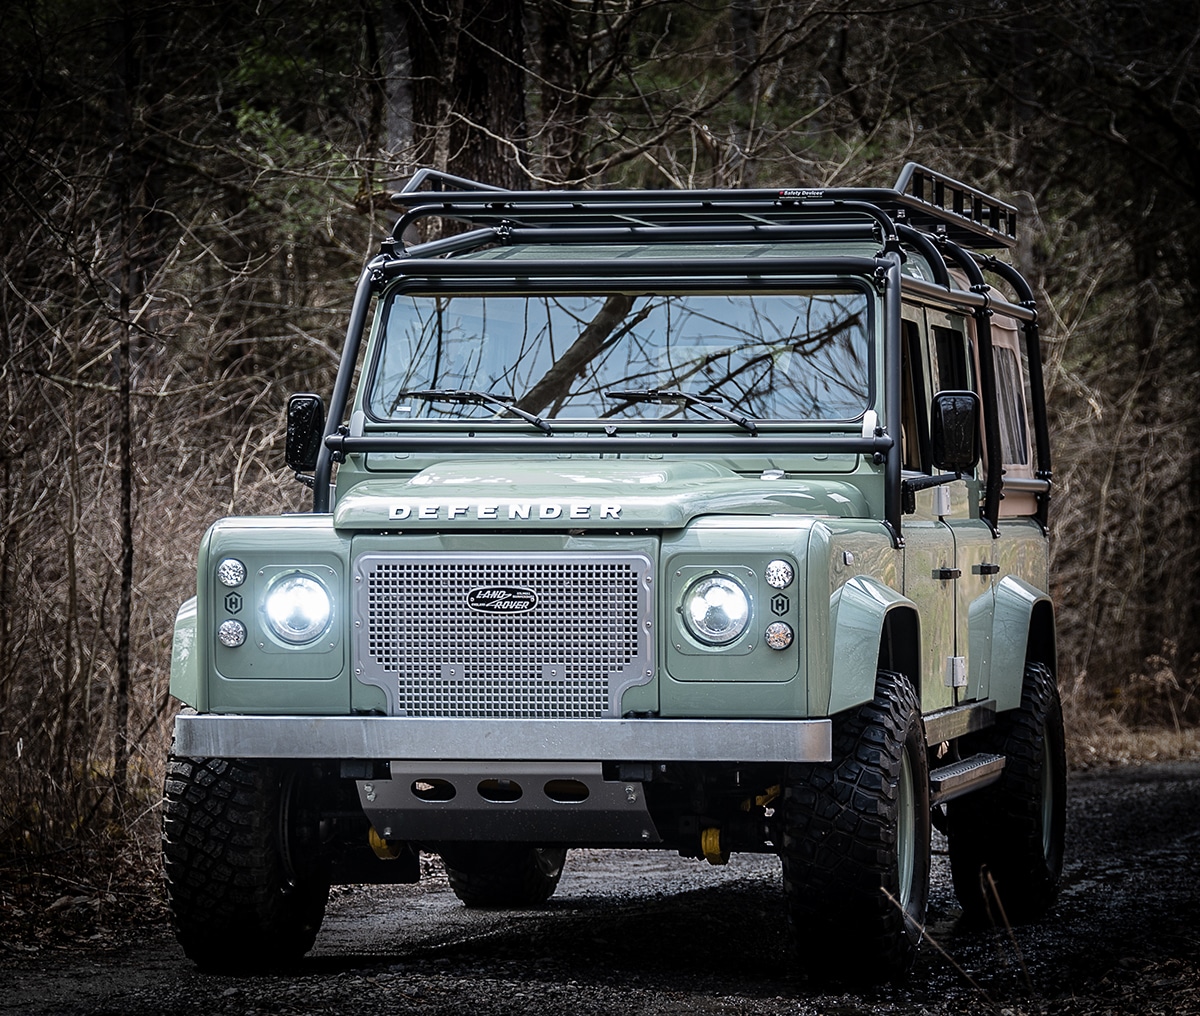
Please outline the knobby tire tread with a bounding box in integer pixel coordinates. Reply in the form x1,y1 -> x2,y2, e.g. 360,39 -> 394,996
781,670 -> 930,983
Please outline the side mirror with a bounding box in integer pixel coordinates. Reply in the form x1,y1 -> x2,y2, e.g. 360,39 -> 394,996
931,390 -> 980,474
285,393 -> 326,472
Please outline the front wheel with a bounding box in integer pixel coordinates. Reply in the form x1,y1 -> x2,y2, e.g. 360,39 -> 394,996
440,844 -> 568,908
162,756 -> 330,971
946,661 -> 1066,923
781,670 -> 931,983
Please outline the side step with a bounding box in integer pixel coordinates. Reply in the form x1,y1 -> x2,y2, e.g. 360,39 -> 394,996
929,752 -> 1005,805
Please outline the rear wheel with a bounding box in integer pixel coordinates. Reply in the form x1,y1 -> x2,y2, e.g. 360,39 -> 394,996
781,670 -> 931,983
162,756 -> 330,971
946,661 -> 1066,922
441,844 -> 567,907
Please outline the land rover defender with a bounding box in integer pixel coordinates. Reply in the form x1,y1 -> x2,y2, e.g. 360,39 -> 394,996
163,164 -> 1065,981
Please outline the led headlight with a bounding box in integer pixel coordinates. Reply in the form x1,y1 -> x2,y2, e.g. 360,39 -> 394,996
263,572 -> 333,645
682,574 -> 751,645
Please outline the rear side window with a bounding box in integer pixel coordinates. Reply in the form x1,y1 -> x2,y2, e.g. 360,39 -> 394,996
993,345 -> 1030,465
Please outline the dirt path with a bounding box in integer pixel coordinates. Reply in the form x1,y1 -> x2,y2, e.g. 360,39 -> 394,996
3,761 -> 1199,1015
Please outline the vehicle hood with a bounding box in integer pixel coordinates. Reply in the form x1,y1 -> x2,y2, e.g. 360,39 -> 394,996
332,460 -> 867,530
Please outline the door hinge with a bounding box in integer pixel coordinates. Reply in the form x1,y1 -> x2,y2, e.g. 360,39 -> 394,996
972,563 -> 1001,576
944,656 -> 967,688
932,567 -> 962,581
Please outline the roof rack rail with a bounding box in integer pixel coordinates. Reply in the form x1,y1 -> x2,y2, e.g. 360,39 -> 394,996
388,164 -> 1020,252
891,163 -> 1018,248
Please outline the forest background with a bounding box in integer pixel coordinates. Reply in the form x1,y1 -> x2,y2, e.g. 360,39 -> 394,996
1,0 -> 1198,886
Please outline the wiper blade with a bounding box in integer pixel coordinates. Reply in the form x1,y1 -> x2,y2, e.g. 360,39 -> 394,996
398,389 -> 552,434
605,388 -> 758,434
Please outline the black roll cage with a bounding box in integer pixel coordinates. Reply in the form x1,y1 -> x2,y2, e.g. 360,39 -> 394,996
311,163 -> 1051,539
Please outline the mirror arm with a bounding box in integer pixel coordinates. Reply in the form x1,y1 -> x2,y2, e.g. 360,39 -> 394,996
901,471 -> 962,515
903,471 -> 961,494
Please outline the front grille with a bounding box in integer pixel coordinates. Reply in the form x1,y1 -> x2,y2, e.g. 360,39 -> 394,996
353,552 -> 654,718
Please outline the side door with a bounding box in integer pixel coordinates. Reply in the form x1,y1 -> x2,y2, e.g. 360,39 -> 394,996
898,308 -> 957,713
928,308 -> 996,704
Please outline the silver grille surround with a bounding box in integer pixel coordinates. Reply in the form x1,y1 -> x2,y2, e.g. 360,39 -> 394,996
353,552 -> 655,718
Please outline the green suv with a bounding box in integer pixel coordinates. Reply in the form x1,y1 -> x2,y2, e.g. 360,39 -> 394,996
163,164 -> 1065,981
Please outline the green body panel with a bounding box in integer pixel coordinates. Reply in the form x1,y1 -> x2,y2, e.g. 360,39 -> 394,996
812,523 -> 903,716
827,575 -> 916,716
332,459 -> 871,532
659,518 -> 810,717
989,575 -> 1054,712
170,597 -> 200,709
188,516 -> 355,715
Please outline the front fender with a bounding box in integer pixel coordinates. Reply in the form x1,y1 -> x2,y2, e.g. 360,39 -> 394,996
827,576 -> 918,715
169,597 -> 203,710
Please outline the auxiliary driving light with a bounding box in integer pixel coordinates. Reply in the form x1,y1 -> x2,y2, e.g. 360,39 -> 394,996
682,574 -> 751,645
764,621 -> 794,650
218,619 -> 247,648
263,573 -> 333,645
216,558 -> 246,587
764,559 -> 794,589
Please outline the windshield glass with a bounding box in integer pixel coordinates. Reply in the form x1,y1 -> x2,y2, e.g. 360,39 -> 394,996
367,290 -> 871,423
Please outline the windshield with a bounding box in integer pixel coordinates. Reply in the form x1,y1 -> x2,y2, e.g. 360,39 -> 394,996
367,289 -> 871,423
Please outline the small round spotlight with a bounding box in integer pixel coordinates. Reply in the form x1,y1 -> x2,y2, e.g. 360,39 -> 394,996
764,622 -> 794,650
765,559 -> 794,589
217,558 -> 247,588
218,619 -> 247,648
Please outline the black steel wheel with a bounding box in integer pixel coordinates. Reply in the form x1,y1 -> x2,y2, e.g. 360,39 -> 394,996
441,844 -> 568,908
946,661 -> 1066,923
162,756 -> 330,971
781,670 -> 931,983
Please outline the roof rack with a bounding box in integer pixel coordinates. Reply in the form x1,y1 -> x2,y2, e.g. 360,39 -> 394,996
389,163 -> 1019,251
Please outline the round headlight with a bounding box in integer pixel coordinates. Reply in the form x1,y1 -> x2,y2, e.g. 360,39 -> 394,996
264,573 -> 333,645
682,574 -> 751,645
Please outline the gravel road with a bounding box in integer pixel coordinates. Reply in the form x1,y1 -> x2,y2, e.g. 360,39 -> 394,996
3,761 -> 1199,1015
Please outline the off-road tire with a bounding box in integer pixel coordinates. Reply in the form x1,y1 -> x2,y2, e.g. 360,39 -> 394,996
781,670 -> 931,983
441,844 -> 567,908
162,756 -> 330,971
946,661 -> 1066,923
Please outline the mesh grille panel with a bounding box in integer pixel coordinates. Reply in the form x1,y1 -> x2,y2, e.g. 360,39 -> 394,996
357,555 -> 651,718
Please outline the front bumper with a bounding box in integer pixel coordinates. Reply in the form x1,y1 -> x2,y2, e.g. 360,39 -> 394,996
172,713 -> 832,763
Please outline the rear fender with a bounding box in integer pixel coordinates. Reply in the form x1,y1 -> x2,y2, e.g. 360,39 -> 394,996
991,576 -> 1056,711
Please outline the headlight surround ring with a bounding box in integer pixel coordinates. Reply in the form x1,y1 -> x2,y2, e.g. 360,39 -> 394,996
262,571 -> 333,646
681,573 -> 752,646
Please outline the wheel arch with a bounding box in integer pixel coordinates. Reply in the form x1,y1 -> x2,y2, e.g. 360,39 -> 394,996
991,576 -> 1056,712
827,576 -> 920,715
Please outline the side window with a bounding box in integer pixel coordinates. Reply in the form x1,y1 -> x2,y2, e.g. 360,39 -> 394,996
900,319 -> 931,472
931,324 -> 970,392
993,346 -> 1030,465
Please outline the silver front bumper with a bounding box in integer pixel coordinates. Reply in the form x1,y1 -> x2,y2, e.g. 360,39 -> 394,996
172,713 -> 832,763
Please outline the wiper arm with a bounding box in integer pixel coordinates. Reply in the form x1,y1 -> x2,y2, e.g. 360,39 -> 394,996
398,389 -> 552,434
605,388 -> 758,434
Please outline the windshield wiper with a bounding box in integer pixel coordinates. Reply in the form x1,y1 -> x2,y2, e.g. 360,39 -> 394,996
397,389 -> 552,434
605,389 -> 758,434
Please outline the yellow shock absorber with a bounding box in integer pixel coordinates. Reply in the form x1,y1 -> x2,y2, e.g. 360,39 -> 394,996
368,826 -> 403,860
741,784 -> 782,812
700,826 -> 729,866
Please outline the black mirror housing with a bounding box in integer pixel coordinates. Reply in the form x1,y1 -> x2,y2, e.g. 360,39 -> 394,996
285,393 -> 326,472
931,390 -> 980,474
